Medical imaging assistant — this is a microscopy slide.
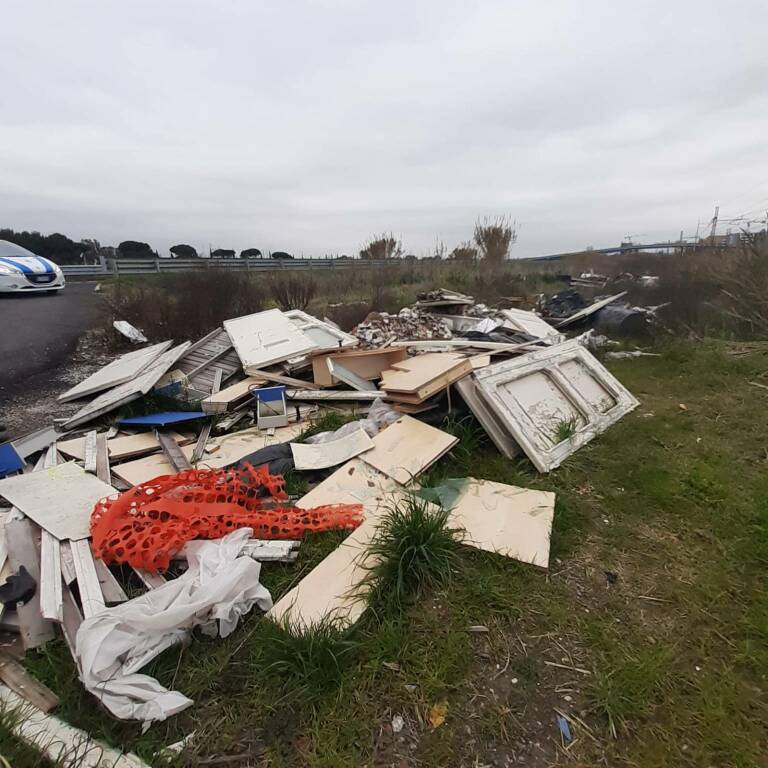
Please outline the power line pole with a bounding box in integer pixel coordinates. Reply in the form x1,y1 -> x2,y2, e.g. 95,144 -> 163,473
710,205 -> 719,239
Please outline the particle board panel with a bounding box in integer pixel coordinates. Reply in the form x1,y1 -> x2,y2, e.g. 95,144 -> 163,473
291,428 -> 374,470
380,353 -> 472,403
225,309 -> 316,372
473,340 -> 639,472
447,479 -> 555,568
63,342 -> 191,429
360,415 -> 458,484
0,462 -> 115,541
312,347 -> 408,387
58,342 -> 172,402
58,430 -> 193,462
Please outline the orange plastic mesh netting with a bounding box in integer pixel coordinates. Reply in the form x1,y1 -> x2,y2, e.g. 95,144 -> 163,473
90,464 -> 363,572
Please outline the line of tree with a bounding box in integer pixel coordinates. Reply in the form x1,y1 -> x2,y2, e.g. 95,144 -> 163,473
0,228 -> 93,264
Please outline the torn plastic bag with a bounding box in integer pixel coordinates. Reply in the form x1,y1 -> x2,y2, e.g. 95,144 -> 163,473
75,528 -> 272,723
303,398 -> 399,444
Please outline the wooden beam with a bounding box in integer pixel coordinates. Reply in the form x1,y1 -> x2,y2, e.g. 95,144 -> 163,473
69,539 -> 106,618
0,654 -> 59,712
0,685 -> 150,768
92,559 -> 128,604
246,368 -> 312,388
60,584 -> 83,660
133,568 -> 166,590
192,368 -> 222,463
58,540 -> 77,585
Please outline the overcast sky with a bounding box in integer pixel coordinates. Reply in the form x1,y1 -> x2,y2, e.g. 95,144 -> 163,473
2,1 -> 767,258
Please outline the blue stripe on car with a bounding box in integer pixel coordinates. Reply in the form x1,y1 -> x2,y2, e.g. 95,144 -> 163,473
0,257 -> 32,274
34,257 -> 54,274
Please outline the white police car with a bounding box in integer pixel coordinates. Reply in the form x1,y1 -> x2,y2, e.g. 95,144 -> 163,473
0,240 -> 65,294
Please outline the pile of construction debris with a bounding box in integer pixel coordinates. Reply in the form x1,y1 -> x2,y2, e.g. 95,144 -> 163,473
0,288 -> 640,759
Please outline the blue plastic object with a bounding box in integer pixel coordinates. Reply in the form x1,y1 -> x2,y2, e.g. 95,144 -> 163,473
118,411 -> 207,427
0,443 -> 25,478
255,386 -> 286,402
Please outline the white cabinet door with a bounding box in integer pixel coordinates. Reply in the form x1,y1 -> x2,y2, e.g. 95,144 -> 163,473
474,340 -> 638,472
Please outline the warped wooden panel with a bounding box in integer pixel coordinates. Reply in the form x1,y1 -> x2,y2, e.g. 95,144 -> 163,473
380,353 -> 472,403
474,339 -> 639,472
360,416 -> 458,484
225,309 -> 316,372
58,341 -> 172,402
63,342 -> 191,429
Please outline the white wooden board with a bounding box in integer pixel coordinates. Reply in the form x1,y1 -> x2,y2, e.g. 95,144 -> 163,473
498,309 -> 565,345
225,309 -> 316,372
474,339 -> 639,472
63,342 -> 191,429
0,462 -> 115,541
58,342 -> 172,402
290,428 -> 374,470
285,309 -> 358,350
360,415 -> 458,484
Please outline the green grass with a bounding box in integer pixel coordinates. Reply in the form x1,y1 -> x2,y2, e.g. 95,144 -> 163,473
6,339 -> 768,767
363,494 -> 464,613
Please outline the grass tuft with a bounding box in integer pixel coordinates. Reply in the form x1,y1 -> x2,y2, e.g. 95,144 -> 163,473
364,494 -> 464,612
552,416 -> 578,443
259,617 -> 358,704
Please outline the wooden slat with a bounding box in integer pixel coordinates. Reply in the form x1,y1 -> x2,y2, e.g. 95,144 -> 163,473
70,539 -> 106,618
92,559 -> 128,604
39,531 -> 63,621
95,433 -> 110,484
83,431 -> 98,473
133,568 -> 166,590
4,514 -> 55,649
192,369 -> 222,463
60,584 -> 83,659
58,541 -> 77,585
0,654 -> 59,712
156,431 -> 192,471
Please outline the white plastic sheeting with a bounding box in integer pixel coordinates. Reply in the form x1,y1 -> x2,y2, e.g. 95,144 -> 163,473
75,529 -> 272,723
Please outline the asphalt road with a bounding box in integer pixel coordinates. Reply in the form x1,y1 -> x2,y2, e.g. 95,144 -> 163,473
0,283 -> 102,400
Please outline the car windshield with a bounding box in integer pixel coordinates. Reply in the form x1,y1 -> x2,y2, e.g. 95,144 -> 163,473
0,240 -> 38,258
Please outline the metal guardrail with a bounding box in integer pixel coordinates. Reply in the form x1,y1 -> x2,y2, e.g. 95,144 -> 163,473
61,257 -> 392,277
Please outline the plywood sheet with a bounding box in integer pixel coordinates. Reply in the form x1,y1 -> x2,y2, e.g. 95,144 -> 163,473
448,479 -> 555,567
63,342 -> 191,429
0,462 -> 115,541
58,430 -> 192,462
291,428 -> 374,470
225,309 -> 316,372
297,458 -> 403,509
360,415 -> 458,484
474,339 -> 639,472
58,342 -> 172,402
